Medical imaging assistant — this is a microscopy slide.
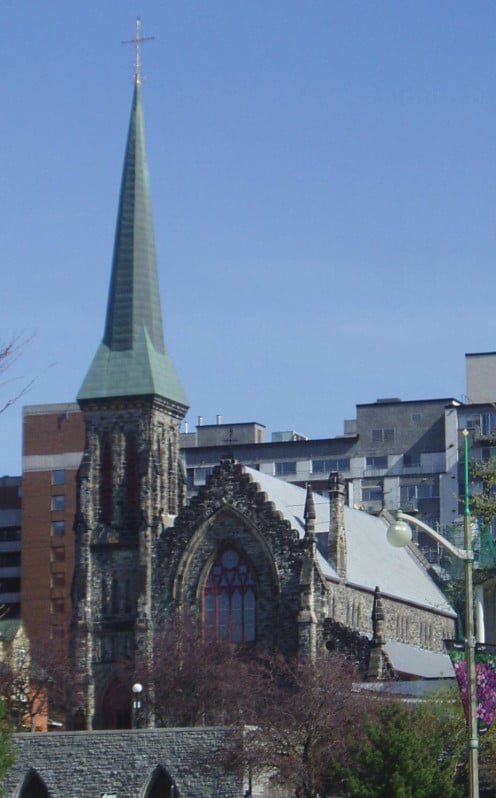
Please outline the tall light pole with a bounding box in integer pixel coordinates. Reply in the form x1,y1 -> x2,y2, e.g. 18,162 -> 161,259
386,429 -> 479,798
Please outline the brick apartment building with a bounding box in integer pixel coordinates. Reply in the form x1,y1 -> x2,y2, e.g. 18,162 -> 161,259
21,404 -> 84,649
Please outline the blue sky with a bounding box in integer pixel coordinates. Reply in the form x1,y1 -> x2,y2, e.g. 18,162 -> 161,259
2,1 -> 496,474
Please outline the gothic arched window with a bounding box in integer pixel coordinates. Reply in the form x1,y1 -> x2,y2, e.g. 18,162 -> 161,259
101,441 -> 112,522
168,439 -> 175,515
204,548 -> 256,642
126,436 -> 138,515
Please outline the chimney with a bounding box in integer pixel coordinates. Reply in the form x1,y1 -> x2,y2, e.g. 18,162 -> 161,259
328,471 -> 347,579
197,416 -> 203,427
216,414 -> 222,425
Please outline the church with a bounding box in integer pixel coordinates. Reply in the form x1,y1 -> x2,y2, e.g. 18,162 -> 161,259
69,50 -> 455,730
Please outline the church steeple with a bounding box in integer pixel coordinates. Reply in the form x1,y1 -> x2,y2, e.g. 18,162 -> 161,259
73,39 -> 188,729
78,72 -> 188,408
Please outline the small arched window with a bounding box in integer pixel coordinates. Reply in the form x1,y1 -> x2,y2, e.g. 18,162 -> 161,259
18,769 -> 51,798
144,767 -> 176,798
204,548 -> 256,643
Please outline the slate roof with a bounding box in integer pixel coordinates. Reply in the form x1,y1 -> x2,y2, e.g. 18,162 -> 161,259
244,467 -> 455,618
78,79 -> 188,407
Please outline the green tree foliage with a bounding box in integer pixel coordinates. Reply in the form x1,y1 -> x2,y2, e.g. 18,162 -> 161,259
0,702 -> 15,794
343,701 -> 463,798
470,458 -> 496,528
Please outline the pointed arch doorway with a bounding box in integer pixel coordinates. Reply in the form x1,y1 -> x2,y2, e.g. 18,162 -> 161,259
101,677 -> 131,729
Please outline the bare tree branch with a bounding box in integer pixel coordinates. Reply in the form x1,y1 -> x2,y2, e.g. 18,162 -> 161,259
0,334 -> 36,415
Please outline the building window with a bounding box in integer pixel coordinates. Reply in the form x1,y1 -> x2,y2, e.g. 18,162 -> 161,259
481,447 -> 496,462
275,461 -> 297,476
51,495 -> 66,512
51,520 -> 65,536
366,456 -> 387,469
417,481 -> 439,499
204,548 -> 256,643
52,573 -> 66,589
52,598 -> 65,614
0,552 -> 20,568
403,453 -> 421,467
312,458 -> 350,474
193,467 -> 214,486
400,481 -> 439,504
52,469 -> 66,486
401,485 -> 418,506
481,413 -> 496,437
51,547 -> 65,563
362,486 -> 383,502
372,428 -> 394,443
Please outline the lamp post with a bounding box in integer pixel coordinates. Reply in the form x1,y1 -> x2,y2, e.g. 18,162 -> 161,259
132,682 -> 143,729
386,429 -> 479,798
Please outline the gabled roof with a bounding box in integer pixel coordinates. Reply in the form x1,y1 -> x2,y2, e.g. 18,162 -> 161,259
0,619 -> 23,642
244,467 -> 455,618
78,80 -> 188,407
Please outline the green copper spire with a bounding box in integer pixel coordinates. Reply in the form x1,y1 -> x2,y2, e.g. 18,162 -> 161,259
78,78 -> 188,408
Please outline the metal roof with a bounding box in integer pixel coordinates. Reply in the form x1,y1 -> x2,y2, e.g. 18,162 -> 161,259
384,641 -> 454,678
244,467 -> 455,617
78,80 -> 188,407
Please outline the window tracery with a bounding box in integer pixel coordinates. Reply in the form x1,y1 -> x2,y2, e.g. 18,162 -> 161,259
204,548 -> 256,642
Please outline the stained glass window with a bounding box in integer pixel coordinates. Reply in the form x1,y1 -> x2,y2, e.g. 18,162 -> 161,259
204,548 -> 256,642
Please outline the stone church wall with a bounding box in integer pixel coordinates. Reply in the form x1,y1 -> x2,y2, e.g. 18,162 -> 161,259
155,460 -> 310,656
327,582 -> 454,653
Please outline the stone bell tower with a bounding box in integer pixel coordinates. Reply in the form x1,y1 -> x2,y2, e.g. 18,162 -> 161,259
71,36 -> 188,729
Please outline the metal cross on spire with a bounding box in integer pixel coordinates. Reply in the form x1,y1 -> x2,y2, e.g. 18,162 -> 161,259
122,17 -> 155,85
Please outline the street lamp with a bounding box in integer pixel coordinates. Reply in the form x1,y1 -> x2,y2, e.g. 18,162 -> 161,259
386,429 -> 479,798
132,682 -> 143,729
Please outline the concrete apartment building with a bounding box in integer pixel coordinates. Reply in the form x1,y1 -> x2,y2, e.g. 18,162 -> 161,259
182,396 -> 460,554
0,477 -> 22,618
